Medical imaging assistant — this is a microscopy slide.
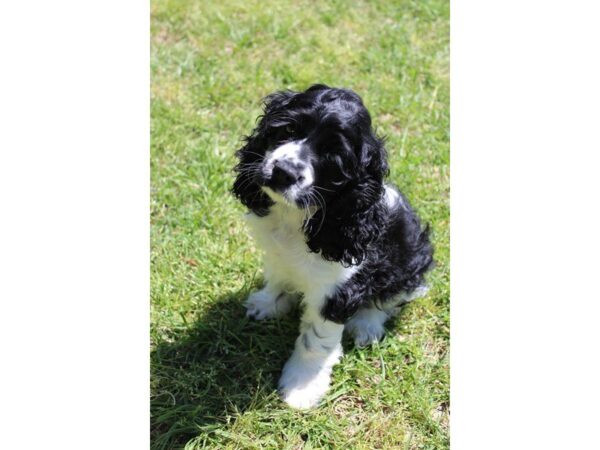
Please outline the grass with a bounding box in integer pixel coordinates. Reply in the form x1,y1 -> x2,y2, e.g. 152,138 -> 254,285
151,0 -> 449,448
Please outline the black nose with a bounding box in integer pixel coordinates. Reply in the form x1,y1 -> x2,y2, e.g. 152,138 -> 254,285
270,160 -> 299,189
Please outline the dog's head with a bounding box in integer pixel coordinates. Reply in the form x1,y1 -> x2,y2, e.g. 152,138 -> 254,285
233,84 -> 389,266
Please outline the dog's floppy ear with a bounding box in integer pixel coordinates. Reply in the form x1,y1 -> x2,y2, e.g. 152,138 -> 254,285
305,132 -> 389,267
231,90 -> 298,215
231,129 -> 272,216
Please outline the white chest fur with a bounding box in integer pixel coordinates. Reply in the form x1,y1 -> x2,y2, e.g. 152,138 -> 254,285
245,203 -> 358,298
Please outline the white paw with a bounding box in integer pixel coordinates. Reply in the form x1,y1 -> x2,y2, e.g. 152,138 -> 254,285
345,309 -> 388,347
347,319 -> 385,347
395,285 -> 430,305
278,346 -> 342,409
245,289 -> 294,320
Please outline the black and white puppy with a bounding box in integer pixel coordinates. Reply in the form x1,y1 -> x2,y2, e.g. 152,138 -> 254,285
232,84 -> 433,409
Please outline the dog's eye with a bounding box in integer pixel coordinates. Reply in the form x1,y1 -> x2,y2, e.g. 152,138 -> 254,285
285,124 -> 296,135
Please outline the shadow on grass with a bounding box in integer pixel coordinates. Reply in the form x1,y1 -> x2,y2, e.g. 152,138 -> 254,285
150,289 -> 416,449
150,290 -> 300,449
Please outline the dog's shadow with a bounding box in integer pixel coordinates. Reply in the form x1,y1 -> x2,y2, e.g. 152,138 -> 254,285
151,289 -> 412,449
150,289 -> 300,449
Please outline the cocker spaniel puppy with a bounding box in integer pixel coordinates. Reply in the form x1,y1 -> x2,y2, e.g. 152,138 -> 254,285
232,84 -> 433,409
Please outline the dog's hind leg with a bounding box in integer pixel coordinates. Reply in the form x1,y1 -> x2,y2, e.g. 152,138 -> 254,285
345,286 -> 429,347
344,305 -> 389,347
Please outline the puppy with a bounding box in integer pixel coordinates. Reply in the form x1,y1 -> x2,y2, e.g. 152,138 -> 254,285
232,84 -> 433,409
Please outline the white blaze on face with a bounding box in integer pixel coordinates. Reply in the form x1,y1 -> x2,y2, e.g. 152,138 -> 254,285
263,139 -> 314,202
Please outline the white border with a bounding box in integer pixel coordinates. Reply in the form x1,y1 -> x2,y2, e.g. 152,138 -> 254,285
1,0 -> 600,448
452,1 -> 600,448
0,2 -> 149,448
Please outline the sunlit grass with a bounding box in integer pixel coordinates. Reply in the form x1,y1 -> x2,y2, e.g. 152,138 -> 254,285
151,0 -> 449,448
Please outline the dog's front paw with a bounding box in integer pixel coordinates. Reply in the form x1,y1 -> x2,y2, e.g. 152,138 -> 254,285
278,346 -> 342,409
245,289 -> 294,320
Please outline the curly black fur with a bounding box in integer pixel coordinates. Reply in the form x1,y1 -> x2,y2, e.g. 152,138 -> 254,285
322,190 -> 433,323
232,84 -> 434,323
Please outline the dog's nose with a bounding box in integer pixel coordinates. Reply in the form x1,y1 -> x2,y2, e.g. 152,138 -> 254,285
270,160 -> 299,188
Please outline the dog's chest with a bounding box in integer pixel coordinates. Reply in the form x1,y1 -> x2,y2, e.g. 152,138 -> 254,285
245,205 -> 350,290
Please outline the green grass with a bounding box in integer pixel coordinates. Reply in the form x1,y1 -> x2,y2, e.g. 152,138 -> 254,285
151,0 -> 449,448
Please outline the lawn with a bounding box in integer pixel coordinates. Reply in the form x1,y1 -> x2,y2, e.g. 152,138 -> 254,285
151,0 -> 449,448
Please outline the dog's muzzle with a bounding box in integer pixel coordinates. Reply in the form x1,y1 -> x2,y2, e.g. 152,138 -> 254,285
267,159 -> 306,191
